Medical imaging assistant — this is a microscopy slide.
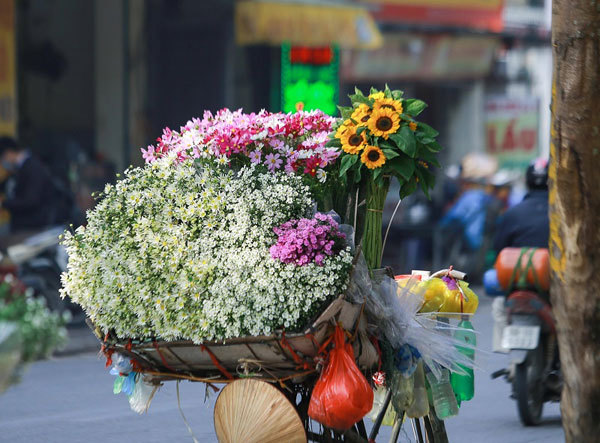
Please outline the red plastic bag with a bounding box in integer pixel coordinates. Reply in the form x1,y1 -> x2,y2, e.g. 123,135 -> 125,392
308,325 -> 374,430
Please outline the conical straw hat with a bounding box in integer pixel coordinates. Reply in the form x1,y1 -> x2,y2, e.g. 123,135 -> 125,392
214,379 -> 306,443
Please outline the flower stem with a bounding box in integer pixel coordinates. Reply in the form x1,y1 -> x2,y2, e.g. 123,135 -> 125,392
362,176 -> 390,270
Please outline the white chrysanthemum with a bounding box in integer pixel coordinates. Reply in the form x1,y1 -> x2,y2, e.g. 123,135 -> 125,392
61,158 -> 352,342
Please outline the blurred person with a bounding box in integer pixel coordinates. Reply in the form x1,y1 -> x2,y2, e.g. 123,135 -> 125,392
434,153 -> 501,280
493,158 -> 549,252
0,137 -> 73,236
439,153 -> 500,250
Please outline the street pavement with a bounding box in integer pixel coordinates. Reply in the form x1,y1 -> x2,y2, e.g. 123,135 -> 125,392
0,294 -> 564,443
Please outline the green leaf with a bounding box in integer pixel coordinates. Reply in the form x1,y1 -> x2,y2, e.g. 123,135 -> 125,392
418,136 -> 435,145
404,99 -> 427,116
370,86 -> 379,96
384,84 -> 392,98
373,166 -> 383,184
414,169 -> 430,199
417,146 -> 441,168
418,122 -> 439,138
354,86 -> 365,96
349,94 -> 374,107
325,138 -> 342,148
388,157 -> 415,181
353,164 -> 362,183
337,105 -> 354,120
420,167 -> 436,189
356,125 -> 367,135
427,140 -> 444,152
339,154 -> 358,177
399,177 -> 418,199
392,90 -> 404,100
390,126 -> 417,157
379,139 -> 393,149
381,148 -> 400,160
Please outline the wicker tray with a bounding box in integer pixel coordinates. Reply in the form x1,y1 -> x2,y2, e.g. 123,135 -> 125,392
90,295 -> 369,383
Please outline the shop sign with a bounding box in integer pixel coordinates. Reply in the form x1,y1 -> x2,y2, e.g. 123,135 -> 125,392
235,1 -> 382,50
364,0 -> 504,32
485,96 -> 539,169
341,33 -> 498,82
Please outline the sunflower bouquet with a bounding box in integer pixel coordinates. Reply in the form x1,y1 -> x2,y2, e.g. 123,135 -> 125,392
329,86 -> 442,270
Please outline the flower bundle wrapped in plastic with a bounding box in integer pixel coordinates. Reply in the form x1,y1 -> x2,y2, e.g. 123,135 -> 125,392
328,86 -> 442,269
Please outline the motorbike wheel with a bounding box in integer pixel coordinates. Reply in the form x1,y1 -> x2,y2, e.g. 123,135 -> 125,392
514,345 -> 545,426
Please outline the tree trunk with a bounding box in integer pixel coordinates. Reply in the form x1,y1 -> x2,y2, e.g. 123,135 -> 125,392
550,2 -> 600,441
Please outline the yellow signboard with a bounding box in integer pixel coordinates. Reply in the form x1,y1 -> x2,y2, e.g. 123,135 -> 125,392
0,0 -> 16,137
235,1 -> 382,49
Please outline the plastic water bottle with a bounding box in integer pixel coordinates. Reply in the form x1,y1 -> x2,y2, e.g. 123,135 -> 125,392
426,369 -> 459,419
406,361 -> 429,418
451,318 -> 476,405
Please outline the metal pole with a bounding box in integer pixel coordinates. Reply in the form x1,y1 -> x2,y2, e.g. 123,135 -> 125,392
369,388 -> 392,441
389,412 -> 404,443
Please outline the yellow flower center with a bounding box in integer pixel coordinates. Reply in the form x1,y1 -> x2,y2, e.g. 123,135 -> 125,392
376,116 -> 393,132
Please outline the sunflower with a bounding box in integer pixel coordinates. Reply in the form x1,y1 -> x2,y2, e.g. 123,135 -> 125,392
373,98 -> 403,114
335,119 -> 355,139
367,108 -> 400,139
368,91 -> 385,100
361,145 -> 386,169
351,104 -> 372,126
341,127 -> 367,154
409,121 -> 417,131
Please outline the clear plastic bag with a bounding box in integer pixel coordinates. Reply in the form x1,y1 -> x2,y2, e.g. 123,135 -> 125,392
128,375 -> 159,414
368,386 -> 397,426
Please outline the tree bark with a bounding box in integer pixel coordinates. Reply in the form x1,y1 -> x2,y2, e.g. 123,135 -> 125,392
550,2 -> 600,441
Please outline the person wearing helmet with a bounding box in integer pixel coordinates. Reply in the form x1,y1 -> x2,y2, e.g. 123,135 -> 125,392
493,158 -> 549,252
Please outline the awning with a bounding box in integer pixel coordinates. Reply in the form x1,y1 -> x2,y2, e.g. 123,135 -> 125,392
363,0 -> 504,32
341,32 -> 499,82
235,1 -> 383,49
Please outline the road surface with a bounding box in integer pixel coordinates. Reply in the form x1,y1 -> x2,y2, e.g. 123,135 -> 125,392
0,294 -> 564,442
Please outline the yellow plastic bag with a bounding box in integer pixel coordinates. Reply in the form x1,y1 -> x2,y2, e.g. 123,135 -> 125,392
419,278 -> 447,313
439,280 -> 479,314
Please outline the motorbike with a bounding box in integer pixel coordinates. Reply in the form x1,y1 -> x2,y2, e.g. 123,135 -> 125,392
485,248 -> 561,426
5,226 -> 85,325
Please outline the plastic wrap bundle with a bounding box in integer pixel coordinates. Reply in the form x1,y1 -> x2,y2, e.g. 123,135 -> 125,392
345,252 -> 478,377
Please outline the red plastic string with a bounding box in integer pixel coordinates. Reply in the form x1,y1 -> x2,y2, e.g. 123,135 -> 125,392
152,341 -> 177,372
369,335 -> 382,372
104,349 -> 114,368
280,331 -> 312,370
200,345 -> 234,380
130,359 -> 143,372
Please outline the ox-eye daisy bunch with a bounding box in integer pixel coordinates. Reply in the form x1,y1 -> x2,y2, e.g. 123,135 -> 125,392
60,156 -> 352,342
